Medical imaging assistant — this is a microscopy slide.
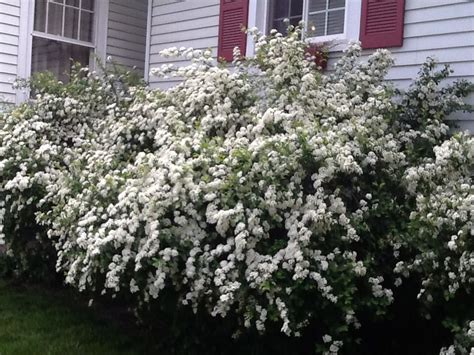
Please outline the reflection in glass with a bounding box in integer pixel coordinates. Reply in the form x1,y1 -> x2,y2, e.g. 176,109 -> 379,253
31,37 -> 90,83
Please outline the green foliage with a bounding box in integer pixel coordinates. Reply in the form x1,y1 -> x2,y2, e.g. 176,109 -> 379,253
0,29 -> 473,354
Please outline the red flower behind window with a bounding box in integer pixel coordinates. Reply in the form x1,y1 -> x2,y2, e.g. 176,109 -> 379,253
305,42 -> 328,70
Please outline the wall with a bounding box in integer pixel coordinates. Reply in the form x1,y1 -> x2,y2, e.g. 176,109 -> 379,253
327,0 -> 474,130
147,0 -> 220,89
0,0 -> 20,105
147,0 -> 473,129
106,0 -> 148,75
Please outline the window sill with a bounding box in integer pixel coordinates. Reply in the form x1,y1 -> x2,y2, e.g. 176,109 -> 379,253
32,31 -> 95,48
306,33 -> 346,43
306,34 -> 356,53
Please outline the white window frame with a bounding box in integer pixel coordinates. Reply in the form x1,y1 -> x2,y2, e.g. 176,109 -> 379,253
247,0 -> 362,56
304,0 -> 347,42
144,0 -> 153,83
16,0 -> 109,103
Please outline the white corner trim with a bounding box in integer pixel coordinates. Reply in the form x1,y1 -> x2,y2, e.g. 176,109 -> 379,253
246,0 -> 258,57
144,0 -> 153,82
344,0 -> 362,42
94,0 -> 109,68
246,0 -> 269,57
17,0 -> 35,104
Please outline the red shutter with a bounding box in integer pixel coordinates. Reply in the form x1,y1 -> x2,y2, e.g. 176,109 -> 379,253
218,0 -> 249,62
360,0 -> 405,49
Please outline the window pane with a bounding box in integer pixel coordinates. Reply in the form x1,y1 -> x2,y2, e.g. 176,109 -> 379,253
79,10 -> 93,42
290,0 -> 303,17
64,7 -> 79,39
31,37 -> 90,83
271,0 -> 289,19
329,0 -> 345,8
327,9 -> 344,34
47,2 -> 64,36
308,0 -> 326,13
65,0 -> 80,6
82,0 -> 94,11
51,0 -> 64,3
290,17 -> 302,28
307,13 -> 326,37
34,0 -> 47,32
272,19 -> 288,34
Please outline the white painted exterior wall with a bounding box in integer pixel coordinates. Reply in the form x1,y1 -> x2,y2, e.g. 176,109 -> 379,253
149,0 -> 474,87
107,0 -> 148,74
326,1 -> 474,86
146,0 -> 474,128
147,0 -> 220,89
147,0 -> 474,89
325,0 -> 474,130
0,0 -> 20,105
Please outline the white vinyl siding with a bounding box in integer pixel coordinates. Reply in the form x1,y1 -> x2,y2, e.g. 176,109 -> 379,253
327,0 -> 474,130
147,0 -> 220,89
107,0 -> 148,75
326,1 -> 474,86
0,0 -> 20,105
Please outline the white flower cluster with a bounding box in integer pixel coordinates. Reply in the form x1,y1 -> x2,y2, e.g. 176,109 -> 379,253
440,320 -> 474,355
398,135 -> 473,303
1,28 -> 472,353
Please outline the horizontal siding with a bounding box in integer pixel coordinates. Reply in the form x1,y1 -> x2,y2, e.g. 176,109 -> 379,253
148,0 -> 473,128
405,2 -> 472,23
327,2 -> 474,88
327,1 -> 474,129
0,32 -> 19,46
152,0 -> 218,17
150,37 -> 218,54
149,1 -> 474,89
150,26 -> 217,45
0,0 -> 19,104
151,15 -> 219,35
405,0 -> 468,11
148,0 -> 220,88
106,0 -> 148,74
0,22 -> 19,36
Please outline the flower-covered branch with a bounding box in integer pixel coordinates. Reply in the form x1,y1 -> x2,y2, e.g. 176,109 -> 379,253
0,27 -> 472,354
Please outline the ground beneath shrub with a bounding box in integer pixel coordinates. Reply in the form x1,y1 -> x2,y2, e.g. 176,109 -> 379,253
0,279 -> 456,355
0,280 -> 149,355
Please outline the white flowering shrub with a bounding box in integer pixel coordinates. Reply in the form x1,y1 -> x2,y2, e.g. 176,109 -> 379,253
0,28 -> 472,353
0,67 -> 140,278
440,320 -> 474,355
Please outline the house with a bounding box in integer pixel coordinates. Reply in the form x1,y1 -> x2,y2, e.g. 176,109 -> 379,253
0,0 -> 148,105
0,0 -> 473,129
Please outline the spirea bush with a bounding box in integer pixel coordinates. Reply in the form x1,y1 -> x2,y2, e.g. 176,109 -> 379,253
1,27 -> 473,353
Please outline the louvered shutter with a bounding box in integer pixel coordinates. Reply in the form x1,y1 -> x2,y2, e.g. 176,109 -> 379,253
218,0 -> 249,62
360,0 -> 405,49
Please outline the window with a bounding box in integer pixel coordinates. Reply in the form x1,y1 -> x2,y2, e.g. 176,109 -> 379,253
269,0 -> 303,35
307,0 -> 345,37
268,0 -> 346,39
31,0 -> 95,83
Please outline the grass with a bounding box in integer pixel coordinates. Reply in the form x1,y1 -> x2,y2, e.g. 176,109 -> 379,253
0,278 -> 454,355
0,280 -> 148,355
